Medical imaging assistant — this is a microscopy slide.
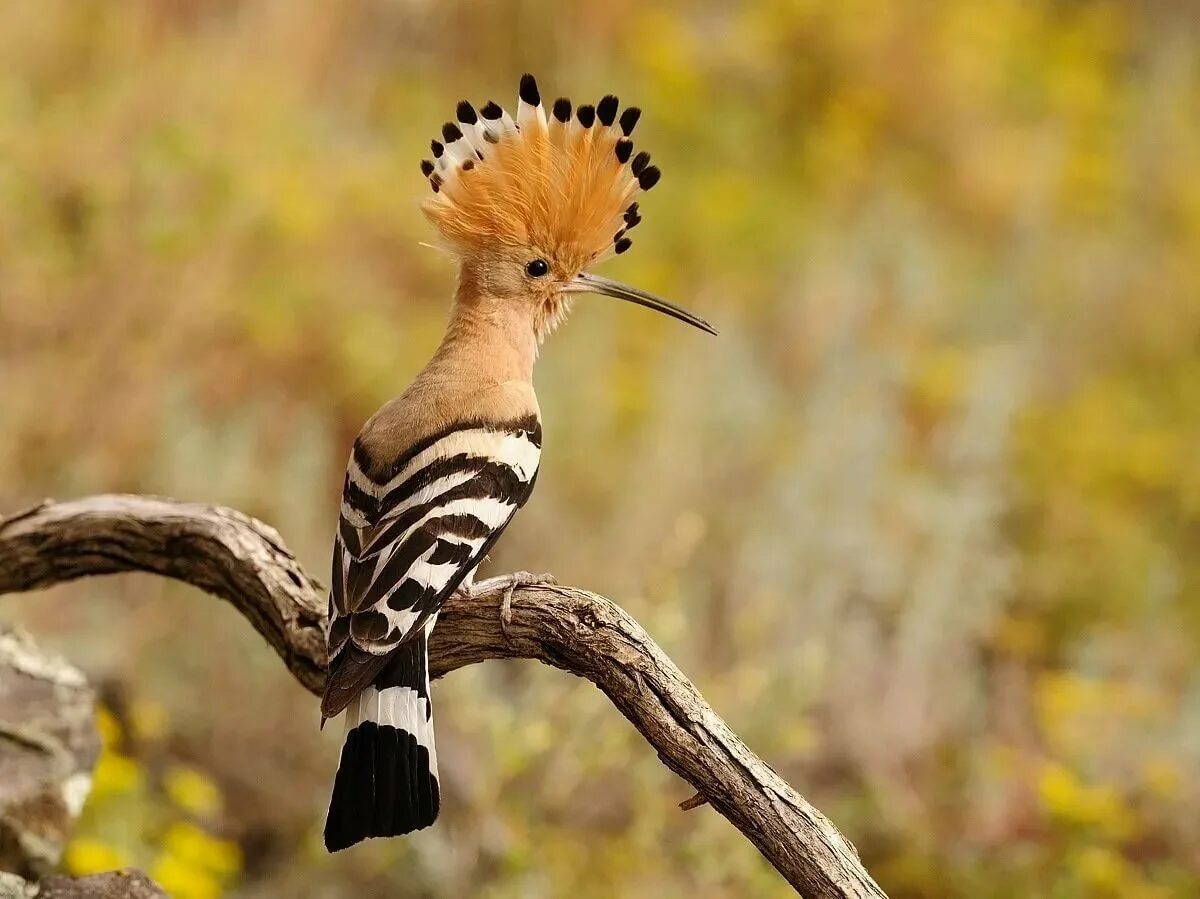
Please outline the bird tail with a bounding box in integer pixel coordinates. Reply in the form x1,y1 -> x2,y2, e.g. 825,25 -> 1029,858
324,634 -> 440,851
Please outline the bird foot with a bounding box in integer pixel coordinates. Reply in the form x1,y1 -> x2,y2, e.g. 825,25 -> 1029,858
499,571 -> 557,640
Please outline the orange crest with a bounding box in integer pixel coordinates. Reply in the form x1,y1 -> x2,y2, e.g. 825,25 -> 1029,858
420,75 -> 659,269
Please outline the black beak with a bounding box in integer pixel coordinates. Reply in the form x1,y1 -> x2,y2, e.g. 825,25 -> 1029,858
566,272 -> 718,335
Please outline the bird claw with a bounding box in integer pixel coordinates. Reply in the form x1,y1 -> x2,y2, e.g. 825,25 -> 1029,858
499,571 -> 556,641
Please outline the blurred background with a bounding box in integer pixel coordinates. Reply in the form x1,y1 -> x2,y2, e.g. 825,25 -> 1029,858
2,0 -> 1198,896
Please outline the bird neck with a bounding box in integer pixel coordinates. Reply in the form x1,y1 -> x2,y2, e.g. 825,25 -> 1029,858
425,271 -> 538,386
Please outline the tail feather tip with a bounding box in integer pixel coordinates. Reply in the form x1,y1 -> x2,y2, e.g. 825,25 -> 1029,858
324,720 -> 440,852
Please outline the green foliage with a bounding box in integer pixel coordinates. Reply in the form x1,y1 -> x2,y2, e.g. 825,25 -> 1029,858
1,0 -> 1198,896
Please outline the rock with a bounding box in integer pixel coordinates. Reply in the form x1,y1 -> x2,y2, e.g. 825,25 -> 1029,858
0,871 -> 37,898
36,870 -> 166,898
0,627 -> 99,879
0,870 -> 166,899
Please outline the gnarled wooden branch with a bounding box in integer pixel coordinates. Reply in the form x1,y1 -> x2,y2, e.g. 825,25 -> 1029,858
0,495 -> 887,898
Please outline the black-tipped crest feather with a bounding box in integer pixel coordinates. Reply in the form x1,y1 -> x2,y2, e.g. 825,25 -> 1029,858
518,73 -> 540,106
456,101 -> 477,124
597,95 -> 619,126
421,76 -> 664,266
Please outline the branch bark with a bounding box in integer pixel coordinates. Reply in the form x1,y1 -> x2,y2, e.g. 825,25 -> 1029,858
0,495 -> 887,899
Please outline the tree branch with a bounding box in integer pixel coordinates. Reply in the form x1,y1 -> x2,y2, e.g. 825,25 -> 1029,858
0,495 -> 887,898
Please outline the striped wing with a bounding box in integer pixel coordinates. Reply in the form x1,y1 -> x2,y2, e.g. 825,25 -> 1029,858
323,415 -> 541,716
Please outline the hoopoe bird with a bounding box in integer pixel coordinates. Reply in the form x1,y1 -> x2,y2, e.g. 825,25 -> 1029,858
322,74 -> 715,852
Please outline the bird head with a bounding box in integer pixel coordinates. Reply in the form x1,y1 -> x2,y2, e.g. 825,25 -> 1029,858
420,74 -> 716,342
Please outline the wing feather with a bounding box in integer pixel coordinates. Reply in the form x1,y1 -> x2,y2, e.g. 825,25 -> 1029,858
322,416 -> 540,718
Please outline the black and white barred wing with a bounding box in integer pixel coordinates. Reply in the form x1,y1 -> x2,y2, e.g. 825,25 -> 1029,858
323,417 -> 541,715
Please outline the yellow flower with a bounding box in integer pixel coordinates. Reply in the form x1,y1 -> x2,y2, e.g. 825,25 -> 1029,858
65,838 -> 128,876
151,853 -> 222,899
91,751 -> 144,798
164,766 -> 224,818
1070,846 -> 1137,896
1039,761 -> 1080,815
1037,762 -> 1136,841
162,821 -> 243,878
1035,671 -> 1167,757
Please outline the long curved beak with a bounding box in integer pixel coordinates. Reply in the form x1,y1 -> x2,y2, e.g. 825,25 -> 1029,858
565,272 -> 718,335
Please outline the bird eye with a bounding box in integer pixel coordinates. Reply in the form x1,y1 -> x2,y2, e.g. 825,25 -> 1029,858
525,259 -> 549,278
